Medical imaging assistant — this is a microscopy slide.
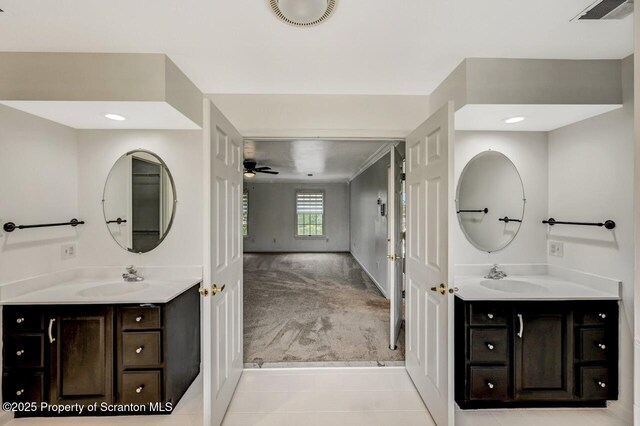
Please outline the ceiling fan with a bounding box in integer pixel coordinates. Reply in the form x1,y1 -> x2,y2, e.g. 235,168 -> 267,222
243,160 -> 279,178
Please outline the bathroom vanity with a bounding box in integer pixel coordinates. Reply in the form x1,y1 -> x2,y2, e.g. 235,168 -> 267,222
455,296 -> 618,408
2,281 -> 201,417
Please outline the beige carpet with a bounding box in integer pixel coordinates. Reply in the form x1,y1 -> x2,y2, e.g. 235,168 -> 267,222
243,252 -> 405,364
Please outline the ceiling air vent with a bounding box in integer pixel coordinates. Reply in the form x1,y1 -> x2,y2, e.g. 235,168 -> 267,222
574,0 -> 634,20
269,0 -> 337,27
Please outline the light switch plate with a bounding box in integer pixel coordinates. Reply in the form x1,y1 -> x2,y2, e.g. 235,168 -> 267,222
61,243 -> 77,260
549,240 -> 563,257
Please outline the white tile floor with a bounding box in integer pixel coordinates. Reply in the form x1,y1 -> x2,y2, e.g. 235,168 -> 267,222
4,368 -> 632,426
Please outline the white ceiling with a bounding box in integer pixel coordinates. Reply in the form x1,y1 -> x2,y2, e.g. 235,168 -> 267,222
243,139 -> 390,182
0,101 -> 201,129
0,0 -> 632,95
455,104 -> 623,132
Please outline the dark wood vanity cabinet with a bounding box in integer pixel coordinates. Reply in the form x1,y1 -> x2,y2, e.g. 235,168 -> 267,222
2,284 -> 200,417
455,297 -> 618,409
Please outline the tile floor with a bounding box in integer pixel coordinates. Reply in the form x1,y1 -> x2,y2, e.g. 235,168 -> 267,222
5,367 -> 631,426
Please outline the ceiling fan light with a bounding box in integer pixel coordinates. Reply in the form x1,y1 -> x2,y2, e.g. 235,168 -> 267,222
270,0 -> 337,26
244,171 -> 256,178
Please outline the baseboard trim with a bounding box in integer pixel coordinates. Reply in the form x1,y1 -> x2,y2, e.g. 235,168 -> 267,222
351,252 -> 388,299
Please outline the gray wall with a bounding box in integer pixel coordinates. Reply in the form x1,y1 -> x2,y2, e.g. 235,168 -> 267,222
349,153 -> 390,297
243,182 -> 350,252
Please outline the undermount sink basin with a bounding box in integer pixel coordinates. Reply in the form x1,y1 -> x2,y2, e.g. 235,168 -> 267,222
480,279 -> 548,294
78,282 -> 150,297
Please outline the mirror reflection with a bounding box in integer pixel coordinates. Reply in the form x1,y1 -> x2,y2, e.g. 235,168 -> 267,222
103,150 -> 176,253
456,150 -> 525,253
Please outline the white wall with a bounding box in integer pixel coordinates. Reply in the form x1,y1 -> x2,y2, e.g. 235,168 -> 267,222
547,56 -> 634,421
0,105 -> 80,284
77,129 -> 203,267
243,182 -> 349,253
349,153 -> 390,296
453,131 -> 549,265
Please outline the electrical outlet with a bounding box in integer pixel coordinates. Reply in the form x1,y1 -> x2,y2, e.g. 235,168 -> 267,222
61,243 -> 77,260
549,241 -> 563,257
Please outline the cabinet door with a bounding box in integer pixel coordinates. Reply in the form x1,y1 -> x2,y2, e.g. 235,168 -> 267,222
49,307 -> 114,405
514,305 -> 573,400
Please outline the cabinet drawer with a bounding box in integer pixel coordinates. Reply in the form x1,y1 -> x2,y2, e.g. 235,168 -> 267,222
121,370 -> 162,405
469,303 -> 508,326
2,372 -> 44,403
4,335 -> 44,369
578,328 -> 609,362
576,305 -> 616,326
470,328 -> 508,364
121,306 -> 161,330
578,366 -> 612,400
4,308 -> 44,333
122,332 -> 162,368
470,367 -> 509,400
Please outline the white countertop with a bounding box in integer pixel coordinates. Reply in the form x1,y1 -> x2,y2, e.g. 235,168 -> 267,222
455,274 -> 620,301
0,266 -> 202,305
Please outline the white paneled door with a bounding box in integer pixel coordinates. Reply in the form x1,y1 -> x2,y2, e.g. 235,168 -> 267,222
202,100 -> 244,426
405,102 -> 454,426
388,145 -> 404,349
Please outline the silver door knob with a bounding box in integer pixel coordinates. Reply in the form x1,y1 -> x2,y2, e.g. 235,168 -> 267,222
135,316 -> 143,322
487,382 -> 494,389
16,389 -> 24,396
136,347 -> 143,354
136,385 -> 144,393
16,350 -> 24,356
486,343 -> 494,350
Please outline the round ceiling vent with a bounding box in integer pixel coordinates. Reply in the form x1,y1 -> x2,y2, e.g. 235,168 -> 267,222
269,0 -> 337,27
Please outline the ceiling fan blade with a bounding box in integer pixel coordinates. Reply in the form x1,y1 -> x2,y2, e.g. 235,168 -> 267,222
255,166 -> 272,171
257,170 -> 279,175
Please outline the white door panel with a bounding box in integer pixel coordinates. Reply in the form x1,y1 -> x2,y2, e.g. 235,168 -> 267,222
203,100 -> 244,426
405,102 -> 454,426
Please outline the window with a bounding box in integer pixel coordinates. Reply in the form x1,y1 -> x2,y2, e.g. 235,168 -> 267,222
296,191 -> 324,237
242,190 -> 249,237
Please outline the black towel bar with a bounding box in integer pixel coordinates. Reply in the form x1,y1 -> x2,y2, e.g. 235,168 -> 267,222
3,218 -> 85,233
499,216 -> 522,223
106,218 -> 127,225
457,208 -> 488,214
542,218 -> 615,230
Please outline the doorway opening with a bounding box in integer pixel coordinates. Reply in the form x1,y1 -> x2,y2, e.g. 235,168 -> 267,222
241,139 -> 406,367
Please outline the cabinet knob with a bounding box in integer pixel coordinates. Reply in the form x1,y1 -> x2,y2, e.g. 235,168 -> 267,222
16,350 -> 24,356
16,318 -> 24,324
136,346 -> 144,354
598,343 -> 606,350
487,382 -> 494,389
16,389 -> 24,396
486,343 -> 494,350
598,313 -> 607,319
487,313 -> 494,319
136,385 -> 144,394
135,316 -> 143,322
597,381 -> 607,388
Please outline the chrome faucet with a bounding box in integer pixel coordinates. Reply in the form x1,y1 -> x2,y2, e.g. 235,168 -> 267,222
485,264 -> 507,280
123,265 -> 144,282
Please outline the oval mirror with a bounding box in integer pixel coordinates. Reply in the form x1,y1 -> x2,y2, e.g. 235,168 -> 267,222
456,150 -> 525,252
103,150 -> 176,253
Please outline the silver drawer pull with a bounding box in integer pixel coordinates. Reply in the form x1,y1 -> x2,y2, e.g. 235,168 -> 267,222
487,313 -> 494,319
16,350 -> 24,356
486,343 -> 494,350
598,313 -> 607,319
597,381 -> 606,388
136,346 -> 144,354
136,385 -> 144,394
598,343 -> 606,350
487,382 -> 494,389
135,316 -> 143,322
16,318 -> 24,324
16,389 -> 24,396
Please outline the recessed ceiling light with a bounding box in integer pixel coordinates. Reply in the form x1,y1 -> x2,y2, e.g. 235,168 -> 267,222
270,0 -> 337,27
503,116 -> 525,124
104,113 -> 127,121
